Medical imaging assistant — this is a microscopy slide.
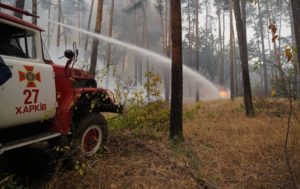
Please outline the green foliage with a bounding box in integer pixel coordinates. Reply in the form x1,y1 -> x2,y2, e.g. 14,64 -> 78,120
123,0 -> 147,14
51,145 -> 88,177
76,60 -> 90,72
271,75 -> 296,98
114,72 -> 162,106
251,61 -> 262,72
253,97 -> 267,113
0,175 -> 26,189
95,68 -> 108,84
144,72 -> 162,102
74,161 -> 86,176
169,142 -> 201,171
235,103 -> 245,112
130,89 -> 145,106
52,145 -> 70,153
207,112 -> 216,119
109,101 -> 170,136
154,0 -> 164,16
201,143 -> 213,150
110,71 -> 167,137
114,79 -> 136,106
183,103 -> 202,121
77,60 -> 109,84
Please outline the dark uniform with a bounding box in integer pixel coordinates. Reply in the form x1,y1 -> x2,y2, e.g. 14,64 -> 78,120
0,56 -> 12,86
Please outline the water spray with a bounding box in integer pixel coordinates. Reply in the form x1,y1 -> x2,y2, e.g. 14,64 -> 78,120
43,19 -> 221,99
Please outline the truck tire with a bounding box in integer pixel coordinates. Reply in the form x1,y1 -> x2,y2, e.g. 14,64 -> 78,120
75,113 -> 108,157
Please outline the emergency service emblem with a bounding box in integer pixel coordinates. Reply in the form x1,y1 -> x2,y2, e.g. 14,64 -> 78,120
18,65 -> 41,88
16,65 -> 46,115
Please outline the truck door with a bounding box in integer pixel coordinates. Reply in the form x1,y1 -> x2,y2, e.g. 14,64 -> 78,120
0,21 -> 56,128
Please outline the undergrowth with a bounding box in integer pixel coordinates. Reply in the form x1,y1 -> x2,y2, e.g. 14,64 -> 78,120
0,174 -> 25,189
108,101 -> 170,137
108,72 -> 170,138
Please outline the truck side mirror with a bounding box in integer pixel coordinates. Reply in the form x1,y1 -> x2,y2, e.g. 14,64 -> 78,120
64,49 -> 74,60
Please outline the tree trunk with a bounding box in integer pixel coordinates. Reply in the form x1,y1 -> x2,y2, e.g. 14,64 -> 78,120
15,0 -> 25,19
56,0 -> 62,47
233,0 -> 255,116
144,3 -> 150,100
165,0 -> 169,48
32,0 -> 37,58
164,0 -> 170,102
32,0 -> 37,24
158,1 -> 166,99
289,0 -> 296,45
278,6 -> 283,52
289,0 -> 299,96
105,0 -> 115,88
257,0 -> 268,96
47,0 -> 51,48
253,17 -> 263,93
159,7 -> 165,50
266,1 -> 276,78
217,9 -> 223,86
291,0 -> 300,70
221,8 -> 225,86
170,0 -> 183,140
168,0 -> 172,50
234,33 -> 238,97
195,0 -> 200,101
89,0 -> 104,75
204,0 -> 209,73
241,0 -> 247,43
61,12 -> 68,48
229,0 -> 235,100
122,50 -> 126,73
133,11 -> 139,86
138,2 -> 148,86
267,2 -> 280,70
187,0 -> 192,65
77,0 -> 81,47
85,0 -> 95,51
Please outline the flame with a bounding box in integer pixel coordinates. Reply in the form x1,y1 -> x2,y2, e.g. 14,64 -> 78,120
219,90 -> 229,98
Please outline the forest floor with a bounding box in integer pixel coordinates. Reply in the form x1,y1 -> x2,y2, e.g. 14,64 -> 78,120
1,98 -> 300,189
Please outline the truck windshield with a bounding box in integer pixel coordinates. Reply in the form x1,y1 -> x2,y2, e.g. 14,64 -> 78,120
0,22 -> 36,59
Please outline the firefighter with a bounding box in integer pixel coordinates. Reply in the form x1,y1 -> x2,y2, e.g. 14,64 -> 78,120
0,37 -> 26,58
0,56 -> 12,86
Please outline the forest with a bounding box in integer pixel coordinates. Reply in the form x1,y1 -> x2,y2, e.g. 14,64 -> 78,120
0,0 -> 300,188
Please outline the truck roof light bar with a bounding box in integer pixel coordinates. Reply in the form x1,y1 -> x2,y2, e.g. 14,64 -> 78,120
0,3 -> 39,18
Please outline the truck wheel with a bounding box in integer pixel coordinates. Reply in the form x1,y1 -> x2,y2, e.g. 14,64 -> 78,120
75,113 -> 108,157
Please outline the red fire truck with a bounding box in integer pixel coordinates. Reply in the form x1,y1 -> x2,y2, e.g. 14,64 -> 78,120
0,3 -> 122,157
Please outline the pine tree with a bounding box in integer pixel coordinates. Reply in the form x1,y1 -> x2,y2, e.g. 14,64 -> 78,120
257,0 -> 268,95
15,0 -> 25,19
84,0 -> 95,51
195,0 -> 200,101
105,0 -> 115,88
170,0 -> 183,140
233,0 -> 254,116
229,0 -> 235,100
291,0 -> 300,69
90,0 -> 104,75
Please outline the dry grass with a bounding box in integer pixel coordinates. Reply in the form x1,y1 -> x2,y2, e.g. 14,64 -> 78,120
184,98 -> 300,189
46,135 -> 200,189
46,98 -> 300,189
